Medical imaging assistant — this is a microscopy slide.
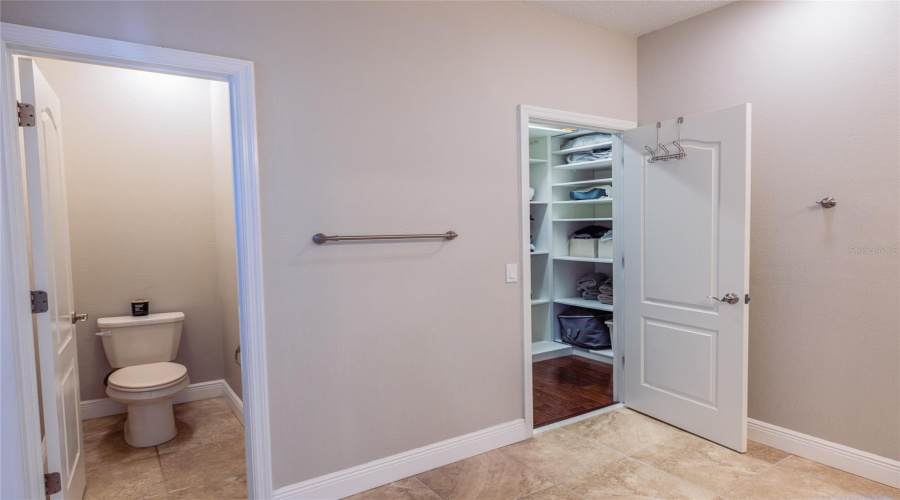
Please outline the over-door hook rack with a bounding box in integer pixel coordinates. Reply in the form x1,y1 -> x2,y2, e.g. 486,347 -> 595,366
313,231 -> 458,244
645,117 -> 687,163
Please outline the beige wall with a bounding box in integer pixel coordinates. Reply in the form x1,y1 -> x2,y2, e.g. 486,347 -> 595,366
638,1 -> 900,460
210,81 -> 243,400
1,1 -> 638,487
33,58 -> 240,401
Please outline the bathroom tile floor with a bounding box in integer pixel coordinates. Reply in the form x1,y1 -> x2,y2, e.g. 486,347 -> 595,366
345,407 -> 900,500
82,397 -> 247,500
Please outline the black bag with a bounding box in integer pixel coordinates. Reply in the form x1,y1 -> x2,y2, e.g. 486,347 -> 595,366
558,307 -> 613,350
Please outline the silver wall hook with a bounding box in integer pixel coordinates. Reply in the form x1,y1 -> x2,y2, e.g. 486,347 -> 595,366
816,197 -> 837,208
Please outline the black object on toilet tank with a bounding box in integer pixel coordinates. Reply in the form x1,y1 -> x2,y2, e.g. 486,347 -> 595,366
131,299 -> 149,316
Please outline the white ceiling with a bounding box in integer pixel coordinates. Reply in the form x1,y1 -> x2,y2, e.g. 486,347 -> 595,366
524,1 -> 735,37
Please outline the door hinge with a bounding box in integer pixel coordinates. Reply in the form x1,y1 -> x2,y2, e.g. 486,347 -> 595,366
31,290 -> 48,313
745,293 -> 751,304
621,355 -> 625,368
44,472 -> 61,495
17,102 -> 35,127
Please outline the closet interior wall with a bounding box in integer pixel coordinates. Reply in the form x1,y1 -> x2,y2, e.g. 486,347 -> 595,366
528,125 -> 622,368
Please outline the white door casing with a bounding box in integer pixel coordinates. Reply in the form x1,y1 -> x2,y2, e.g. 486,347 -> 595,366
19,57 -> 86,499
623,104 -> 751,452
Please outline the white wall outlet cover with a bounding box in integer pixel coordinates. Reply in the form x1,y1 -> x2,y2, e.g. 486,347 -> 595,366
506,264 -> 518,283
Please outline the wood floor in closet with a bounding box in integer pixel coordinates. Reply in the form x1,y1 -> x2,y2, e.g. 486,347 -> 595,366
533,355 -> 616,428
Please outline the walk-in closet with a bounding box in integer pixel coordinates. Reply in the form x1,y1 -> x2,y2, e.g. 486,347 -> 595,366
527,121 -> 621,427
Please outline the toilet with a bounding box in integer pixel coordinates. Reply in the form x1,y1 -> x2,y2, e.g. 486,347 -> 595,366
96,312 -> 189,448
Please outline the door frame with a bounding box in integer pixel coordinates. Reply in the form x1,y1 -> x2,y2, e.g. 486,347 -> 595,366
517,105 -> 635,433
0,23 -> 274,499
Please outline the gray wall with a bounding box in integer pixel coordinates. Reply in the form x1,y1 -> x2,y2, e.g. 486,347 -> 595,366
638,1 -> 900,460
33,58 -> 240,401
0,1 -> 638,487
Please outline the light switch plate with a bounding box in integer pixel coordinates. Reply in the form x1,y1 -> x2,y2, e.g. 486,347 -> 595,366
506,263 -> 518,283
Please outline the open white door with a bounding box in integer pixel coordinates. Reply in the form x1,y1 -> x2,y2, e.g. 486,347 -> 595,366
19,58 -> 86,499
622,104 -> 751,452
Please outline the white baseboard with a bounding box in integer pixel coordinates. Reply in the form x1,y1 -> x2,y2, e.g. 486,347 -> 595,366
222,380 -> 244,426
273,419 -> 529,500
748,419 -> 900,488
80,379 -> 225,420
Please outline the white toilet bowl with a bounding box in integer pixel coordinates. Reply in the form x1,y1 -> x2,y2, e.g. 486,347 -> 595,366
106,361 -> 190,447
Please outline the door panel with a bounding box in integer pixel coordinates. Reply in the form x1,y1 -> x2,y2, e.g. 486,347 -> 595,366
19,57 -> 86,500
623,104 -> 751,452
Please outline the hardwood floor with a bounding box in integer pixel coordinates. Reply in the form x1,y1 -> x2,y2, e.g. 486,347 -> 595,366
533,355 -> 616,428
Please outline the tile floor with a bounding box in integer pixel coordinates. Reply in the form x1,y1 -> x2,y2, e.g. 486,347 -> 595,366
82,397 -> 247,500
346,408 -> 900,500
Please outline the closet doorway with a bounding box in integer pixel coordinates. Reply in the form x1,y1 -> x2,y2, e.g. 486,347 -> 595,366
518,104 -> 753,453
521,109 -> 630,429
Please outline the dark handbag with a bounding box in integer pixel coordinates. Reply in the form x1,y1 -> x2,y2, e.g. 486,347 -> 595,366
557,307 -> 613,350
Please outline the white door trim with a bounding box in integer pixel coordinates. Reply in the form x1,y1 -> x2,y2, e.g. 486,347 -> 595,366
516,105 -> 635,433
0,23 -> 273,499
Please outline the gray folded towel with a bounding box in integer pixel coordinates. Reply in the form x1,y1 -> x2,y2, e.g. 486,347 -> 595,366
576,272 -> 608,292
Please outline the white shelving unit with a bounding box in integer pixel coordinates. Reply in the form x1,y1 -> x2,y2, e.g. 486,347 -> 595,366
527,125 -> 616,365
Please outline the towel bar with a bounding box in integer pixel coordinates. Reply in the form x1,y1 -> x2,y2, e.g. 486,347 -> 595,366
312,231 -> 458,244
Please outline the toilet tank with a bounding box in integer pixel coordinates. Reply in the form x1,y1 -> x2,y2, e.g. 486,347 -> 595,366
97,312 -> 185,368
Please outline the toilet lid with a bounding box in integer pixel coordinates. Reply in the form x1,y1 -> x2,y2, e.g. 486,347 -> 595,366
108,362 -> 188,391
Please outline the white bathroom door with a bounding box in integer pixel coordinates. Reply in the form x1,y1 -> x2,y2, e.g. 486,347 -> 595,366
622,104 -> 751,452
19,58 -> 86,499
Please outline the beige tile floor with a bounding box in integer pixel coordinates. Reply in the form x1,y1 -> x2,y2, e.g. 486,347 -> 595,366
346,408 -> 900,500
82,397 -> 247,500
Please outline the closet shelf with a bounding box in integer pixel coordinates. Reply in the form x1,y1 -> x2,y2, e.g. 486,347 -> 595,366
530,201 -> 548,205
554,256 -> 613,263
529,158 -> 547,164
552,159 -> 613,171
552,199 -> 612,205
531,251 -> 549,256
531,299 -> 550,306
590,348 -> 613,358
552,218 -> 613,222
532,340 -> 571,360
552,141 -> 613,156
552,178 -> 613,188
554,298 -> 613,312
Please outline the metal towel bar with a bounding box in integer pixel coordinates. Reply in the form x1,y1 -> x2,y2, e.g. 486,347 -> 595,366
313,231 -> 458,244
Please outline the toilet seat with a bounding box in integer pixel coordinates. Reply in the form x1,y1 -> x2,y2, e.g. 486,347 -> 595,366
108,362 -> 188,392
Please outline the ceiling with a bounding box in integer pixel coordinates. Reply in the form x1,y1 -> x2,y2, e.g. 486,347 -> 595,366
524,1 -> 735,37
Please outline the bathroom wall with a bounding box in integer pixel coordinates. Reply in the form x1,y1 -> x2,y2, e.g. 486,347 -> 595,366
210,81 -> 242,400
2,2 -> 637,488
638,1 -> 900,460
32,58 -> 240,402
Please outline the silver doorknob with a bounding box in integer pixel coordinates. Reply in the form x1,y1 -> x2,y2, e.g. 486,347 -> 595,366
708,293 -> 740,305
71,312 -> 88,324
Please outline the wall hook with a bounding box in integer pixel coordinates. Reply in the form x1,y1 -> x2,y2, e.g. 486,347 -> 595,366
816,197 -> 837,208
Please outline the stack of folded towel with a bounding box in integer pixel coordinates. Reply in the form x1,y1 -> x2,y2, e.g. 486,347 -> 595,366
598,276 -> 613,304
576,272 -> 608,301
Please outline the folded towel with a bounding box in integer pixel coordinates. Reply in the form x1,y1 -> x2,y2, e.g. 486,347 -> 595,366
597,277 -> 614,304
576,272 -> 608,292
